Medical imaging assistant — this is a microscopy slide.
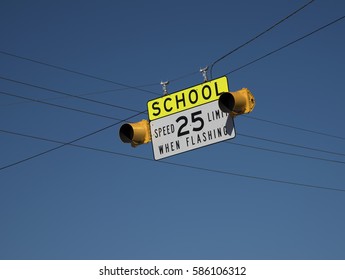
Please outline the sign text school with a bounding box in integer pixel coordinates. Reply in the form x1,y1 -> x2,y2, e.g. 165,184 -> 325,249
147,76 -> 229,121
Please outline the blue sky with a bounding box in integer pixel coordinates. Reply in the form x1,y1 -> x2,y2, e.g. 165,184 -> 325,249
1,0 -> 345,260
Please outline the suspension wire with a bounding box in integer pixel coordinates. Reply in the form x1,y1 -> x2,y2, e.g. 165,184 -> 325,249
225,15 -> 345,76
0,83 -> 159,107
225,141 -> 345,165
1,128 -> 344,194
238,133 -> 345,157
0,111 -> 146,172
3,87 -> 344,164
0,50 -> 160,96
3,87 -> 344,162
3,11 -> 343,165
0,1 -> 313,96
169,70 -> 200,83
209,0 -> 316,78
0,75 -> 142,113
1,5 -> 344,174
241,115 -> 345,141
0,90 -> 122,121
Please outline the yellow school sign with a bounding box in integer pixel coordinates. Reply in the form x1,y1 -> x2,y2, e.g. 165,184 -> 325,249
147,76 -> 229,121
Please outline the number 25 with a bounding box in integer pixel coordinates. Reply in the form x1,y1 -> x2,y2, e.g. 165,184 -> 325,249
176,110 -> 204,137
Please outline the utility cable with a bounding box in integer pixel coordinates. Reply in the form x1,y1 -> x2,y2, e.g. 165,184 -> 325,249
0,90 -> 122,121
0,111 -> 145,171
0,83 -> 159,107
158,14 -> 345,143
3,88 -> 343,165
2,71 -> 344,143
225,141 -> 345,165
0,75 -> 142,113
3,84 -> 343,160
209,0 -> 316,78
2,3 -> 342,147
169,70 -> 200,83
4,88 -> 344,162
225,15 -> 345,76
0,50 -> 160,96
241,115 -> 345,141
1,7 -> 344,170
1,127 -> 344,194
0,49 -> 199,95
2,72 -> 343,143
220,15 -> 345,144
0,1 -> 315,95
238,133 -> 345,157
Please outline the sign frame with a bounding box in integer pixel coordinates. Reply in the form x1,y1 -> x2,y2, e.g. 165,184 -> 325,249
147,76 -> 236,160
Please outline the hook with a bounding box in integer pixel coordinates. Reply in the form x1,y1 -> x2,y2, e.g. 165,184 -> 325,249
160,81 -> 169,95
200,66 -> 209,82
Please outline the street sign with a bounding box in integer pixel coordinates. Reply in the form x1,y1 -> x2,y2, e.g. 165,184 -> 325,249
120,76 -> 254,157
150,100 -> 235,160
147,76 -> 229,121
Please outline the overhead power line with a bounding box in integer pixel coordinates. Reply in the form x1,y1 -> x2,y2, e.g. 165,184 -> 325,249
3,83 -> 344,161
226,15 -> 345,75
0,90 -> 121,121
2,72 -> 344,144
2,87 -> 343,166
238,133 -> 345,157
209,0 -> 316,77
0,111 -> 145,171
2,73 -> 343,143
3,87 -> 344,163
242,115 -> 345,141
0,50 -> 160,96
1,128 -> 344,194
169,70 -> 200,83
225,141 -> 345,165
0,1 -> 314,96
0,4 -> 343,173
0,83 -> 159,107
0,75 -> 142,113
1,9 -> 342,146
